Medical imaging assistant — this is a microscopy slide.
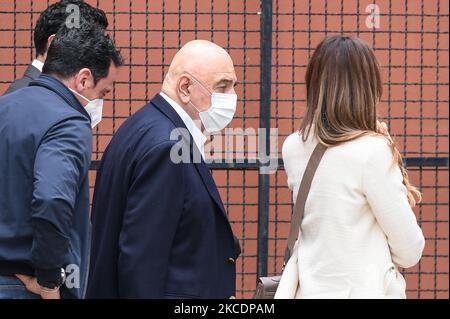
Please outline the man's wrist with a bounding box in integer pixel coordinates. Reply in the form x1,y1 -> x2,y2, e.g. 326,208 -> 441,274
39,285 -> 60,293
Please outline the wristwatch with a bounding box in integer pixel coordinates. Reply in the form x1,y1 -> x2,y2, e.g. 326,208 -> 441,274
38,268 -> 66,290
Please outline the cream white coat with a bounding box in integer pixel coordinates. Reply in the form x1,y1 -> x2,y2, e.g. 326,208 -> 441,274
275,132 -> 425,299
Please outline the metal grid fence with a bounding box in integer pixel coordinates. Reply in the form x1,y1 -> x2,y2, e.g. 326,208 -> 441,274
0,0 -> 448,299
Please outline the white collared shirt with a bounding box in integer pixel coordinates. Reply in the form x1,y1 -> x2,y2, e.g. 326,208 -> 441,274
159,92 -> 207,159
31,59 -> 44,72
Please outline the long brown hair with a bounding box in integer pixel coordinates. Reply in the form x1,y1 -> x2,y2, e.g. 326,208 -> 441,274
300,35 -> 421,207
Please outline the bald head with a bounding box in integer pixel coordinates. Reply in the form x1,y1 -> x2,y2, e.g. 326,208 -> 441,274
162,40 -> 237,120
167,40 -> 234,77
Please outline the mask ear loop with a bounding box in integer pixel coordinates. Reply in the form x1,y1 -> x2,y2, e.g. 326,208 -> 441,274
185,72 -> 213,116
69,88 -> 91,103
185,72 -> 213,96
188,100 -> 202,114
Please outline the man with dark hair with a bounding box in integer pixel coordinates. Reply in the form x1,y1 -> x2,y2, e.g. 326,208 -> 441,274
3,0 -> 108,95
0,24 -> 123,299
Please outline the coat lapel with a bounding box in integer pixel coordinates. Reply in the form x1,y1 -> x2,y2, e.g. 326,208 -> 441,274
193,157 -> 227,216
150,94 -> 229,221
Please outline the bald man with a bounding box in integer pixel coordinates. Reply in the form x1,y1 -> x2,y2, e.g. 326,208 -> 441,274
86,40 -> 241,299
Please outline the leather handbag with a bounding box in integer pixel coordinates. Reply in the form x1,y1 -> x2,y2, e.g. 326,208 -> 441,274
253,143 -> 327,299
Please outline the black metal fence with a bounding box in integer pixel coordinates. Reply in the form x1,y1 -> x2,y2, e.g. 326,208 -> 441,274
0,0 -> 448,299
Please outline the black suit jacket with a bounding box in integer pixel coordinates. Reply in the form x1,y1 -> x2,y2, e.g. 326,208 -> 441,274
86,94 -> 241,299
3,64 -> 41,95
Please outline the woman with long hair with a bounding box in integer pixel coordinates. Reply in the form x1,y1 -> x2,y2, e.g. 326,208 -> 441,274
275,35 -> 425,299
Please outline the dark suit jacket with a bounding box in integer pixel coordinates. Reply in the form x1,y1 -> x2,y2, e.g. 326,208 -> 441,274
3,64 -> 41,95
86,94 -> 241,299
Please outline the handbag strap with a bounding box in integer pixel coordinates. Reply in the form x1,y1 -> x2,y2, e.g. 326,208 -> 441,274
283,142 -> 327,265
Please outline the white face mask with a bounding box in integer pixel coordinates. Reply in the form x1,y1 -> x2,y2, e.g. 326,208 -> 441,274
70,88 -> 104,128
189,78 -> 238,133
